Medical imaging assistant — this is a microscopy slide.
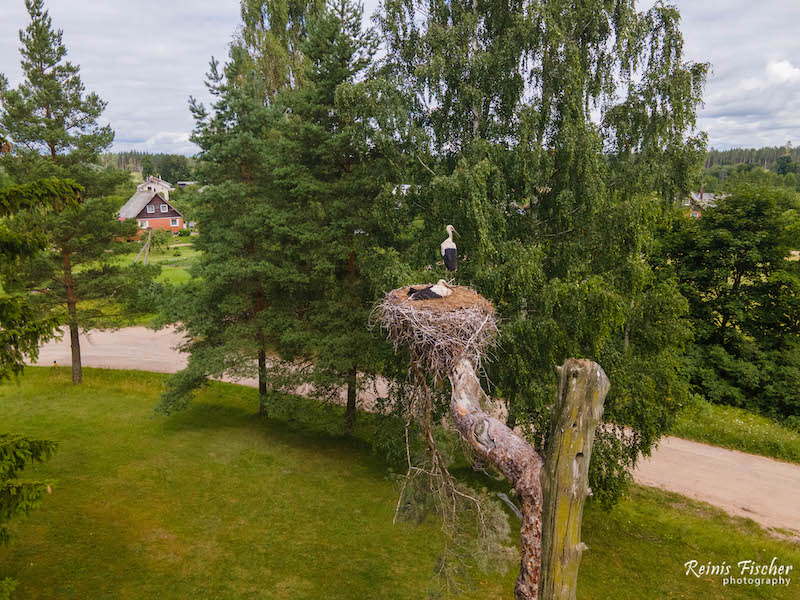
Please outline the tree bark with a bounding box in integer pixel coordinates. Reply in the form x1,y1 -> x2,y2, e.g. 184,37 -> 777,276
258,348 -> 268,417
538,359 -> 609,600
448,358 -> 544,599
344,364 -> 357,434
344,248 -> 358,434
61,249 -> 81,384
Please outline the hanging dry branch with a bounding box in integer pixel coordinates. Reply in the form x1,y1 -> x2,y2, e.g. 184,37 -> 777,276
375,285 -> 545,598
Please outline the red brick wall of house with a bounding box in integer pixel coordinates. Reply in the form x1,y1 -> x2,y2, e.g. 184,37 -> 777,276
136,217 -> 184,233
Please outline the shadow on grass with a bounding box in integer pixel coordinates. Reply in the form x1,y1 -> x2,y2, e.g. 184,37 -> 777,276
160,388 -> 393,479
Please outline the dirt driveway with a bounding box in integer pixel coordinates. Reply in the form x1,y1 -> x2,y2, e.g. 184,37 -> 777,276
32,326 -> 800,533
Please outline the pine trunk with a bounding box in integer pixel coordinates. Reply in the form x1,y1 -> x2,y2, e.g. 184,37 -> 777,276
61,249 -> 81,384
538,359 -> 610,600
448,358 -> 544,599
258,348 -> 268,417
344,365 -> 357,434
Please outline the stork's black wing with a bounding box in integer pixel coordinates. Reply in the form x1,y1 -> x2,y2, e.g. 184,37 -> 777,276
409,286 -> 442,300
443,248 -> 457,271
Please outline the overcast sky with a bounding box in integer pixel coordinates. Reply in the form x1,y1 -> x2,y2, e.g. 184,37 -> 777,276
1,0 -> 799,155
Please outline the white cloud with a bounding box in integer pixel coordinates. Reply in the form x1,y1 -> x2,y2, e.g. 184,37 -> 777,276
766,60 -> 800,85
1,0 -> 799,153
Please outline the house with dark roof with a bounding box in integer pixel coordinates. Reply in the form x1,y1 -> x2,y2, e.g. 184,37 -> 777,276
683,189 -> 723,219
118,190 -> 184,233
137,175 -> 174,201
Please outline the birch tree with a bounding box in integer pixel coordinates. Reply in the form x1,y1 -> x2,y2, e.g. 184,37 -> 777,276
376,0 -> 706,503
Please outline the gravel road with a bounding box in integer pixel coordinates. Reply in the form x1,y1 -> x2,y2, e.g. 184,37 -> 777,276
31,326 -> 800,533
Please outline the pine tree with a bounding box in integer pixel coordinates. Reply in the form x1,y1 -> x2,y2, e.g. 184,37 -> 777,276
0,179 -> 79,600
4,196 -> 158,384
1,0 -> 139,385
156,0 -> 337,413
159,0 -> 408,429
0,0 -> 113,170
0,178 -> 82,378
157,50 -> 288,415
263,0 -> 402,431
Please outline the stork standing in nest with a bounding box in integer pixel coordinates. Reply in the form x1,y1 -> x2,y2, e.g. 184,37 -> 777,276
441,225 -> 458,271
408,279 -> 453,300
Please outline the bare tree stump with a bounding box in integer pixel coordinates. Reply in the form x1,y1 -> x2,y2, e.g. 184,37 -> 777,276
539,359 -> 610,600
375,287 -> 610,600
449,358 -> 544,600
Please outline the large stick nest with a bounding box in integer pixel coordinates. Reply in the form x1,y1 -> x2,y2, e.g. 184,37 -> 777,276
374,285 -> 498,382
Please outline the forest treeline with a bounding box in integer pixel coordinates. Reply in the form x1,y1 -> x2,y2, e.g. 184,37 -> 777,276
706,145 -> 798,168
101,145 -> 799,187
100,151 -> 197,183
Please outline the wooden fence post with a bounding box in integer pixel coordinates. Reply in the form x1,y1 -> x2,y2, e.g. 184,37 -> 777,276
539,359 -> 610,600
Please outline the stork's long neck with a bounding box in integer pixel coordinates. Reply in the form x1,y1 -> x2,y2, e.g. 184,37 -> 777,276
447,229 -> 454,243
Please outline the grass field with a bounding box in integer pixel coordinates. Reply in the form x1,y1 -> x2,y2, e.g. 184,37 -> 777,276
671,396 -> 800,465
117,240 -> 199,285
1,368 -> 798,599
94,242 -> 198,326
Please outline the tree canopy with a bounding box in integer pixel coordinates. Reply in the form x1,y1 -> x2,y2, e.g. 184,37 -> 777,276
662,183 -> 800,425
373,0 -> 707,503
0,0 -> 113,168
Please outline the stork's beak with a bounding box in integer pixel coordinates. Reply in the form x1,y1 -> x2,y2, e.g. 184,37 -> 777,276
453,227 -> 460,237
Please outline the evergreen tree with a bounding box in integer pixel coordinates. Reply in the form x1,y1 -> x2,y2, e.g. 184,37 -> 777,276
0,179 -> 80,600
0,0 -> 113,171
4,196 -> 158,384
0,434 -> 57,600
156,49 -> 288,415
0,0 -> 153,384
159,0 -> 405,429
0,178 -> 82,378
262,0 -> 401,431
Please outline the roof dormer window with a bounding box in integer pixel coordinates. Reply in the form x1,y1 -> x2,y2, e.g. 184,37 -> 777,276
160,204 -> 168,213
147,205 -> 155,213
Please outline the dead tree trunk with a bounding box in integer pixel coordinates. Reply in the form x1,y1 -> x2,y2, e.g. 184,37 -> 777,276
539,359 -> 609,600
449,358 -> 544,599
448,357 -> 609,600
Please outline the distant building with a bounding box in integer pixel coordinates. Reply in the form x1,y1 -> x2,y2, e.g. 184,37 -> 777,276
118,190 -> 184,233
683,188 -> 721,219
137,175 -> 174,201
176,181 -> 199,188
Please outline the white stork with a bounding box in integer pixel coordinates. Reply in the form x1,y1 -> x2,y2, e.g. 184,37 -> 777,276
408,279 -> 453,300
441,225 -> 458,271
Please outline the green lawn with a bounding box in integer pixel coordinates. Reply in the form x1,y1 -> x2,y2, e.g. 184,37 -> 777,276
671,396 -> 800,465
91,242 -> 198,325
116,241 -> 199,285
1,368 -> 798,599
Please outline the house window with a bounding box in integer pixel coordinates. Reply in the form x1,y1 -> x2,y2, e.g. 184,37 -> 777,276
160,204 -> 168,213
139,221 -> 148,229
170,218 -> 179,227
147,205 -> 155,213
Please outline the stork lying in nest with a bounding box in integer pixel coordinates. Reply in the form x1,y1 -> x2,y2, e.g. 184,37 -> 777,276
407,279 -> 453,300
